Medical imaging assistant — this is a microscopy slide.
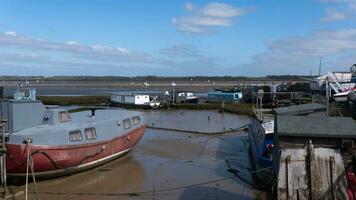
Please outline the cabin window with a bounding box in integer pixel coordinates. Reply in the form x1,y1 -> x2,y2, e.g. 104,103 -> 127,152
123,118 -> 131,129
69,130 -> 82,141
59,111 -> 72,123
132,116 -> 141,125
84,127 -> 97,140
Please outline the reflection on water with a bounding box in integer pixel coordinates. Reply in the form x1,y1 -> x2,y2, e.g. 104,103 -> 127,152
8,109 -> 266,200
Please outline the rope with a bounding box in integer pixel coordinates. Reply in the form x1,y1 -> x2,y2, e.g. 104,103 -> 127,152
25,144 -> 29,200
29,154 -> 39,200
24,141 -> 40,200
31,176 -> 237,197
225,158 -> 273,190
147,123 -> 249,135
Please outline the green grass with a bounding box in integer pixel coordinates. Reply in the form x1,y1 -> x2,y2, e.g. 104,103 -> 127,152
37,96 -> 110,106
170,102 -> 253,115
37,96 -> 254,115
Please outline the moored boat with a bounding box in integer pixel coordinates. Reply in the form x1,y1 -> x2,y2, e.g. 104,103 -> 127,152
1,95 -> 146,178
248,103 -> 326,184
175,92 -> 199,104
110,92 -> 160,109
334,87 -> 356,103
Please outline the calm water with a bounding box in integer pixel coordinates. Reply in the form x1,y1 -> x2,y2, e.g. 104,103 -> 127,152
9,110 -> 266,200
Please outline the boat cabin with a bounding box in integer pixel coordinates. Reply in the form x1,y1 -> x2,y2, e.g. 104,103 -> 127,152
207,91 -> 243,102
111,93 -> 150,105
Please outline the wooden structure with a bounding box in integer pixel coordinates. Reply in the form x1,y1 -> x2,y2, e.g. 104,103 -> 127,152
274,115 -> 356,199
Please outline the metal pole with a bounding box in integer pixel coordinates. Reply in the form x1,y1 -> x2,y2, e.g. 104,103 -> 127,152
326,78 -> 329,117
319,57 -> 322,76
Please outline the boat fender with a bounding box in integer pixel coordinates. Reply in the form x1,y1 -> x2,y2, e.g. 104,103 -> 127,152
23,138 -> 33,144
100,145 -> 106,152
126,135 -> 131,142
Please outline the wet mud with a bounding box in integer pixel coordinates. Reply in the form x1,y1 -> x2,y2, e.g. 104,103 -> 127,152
7,110 -> 266,200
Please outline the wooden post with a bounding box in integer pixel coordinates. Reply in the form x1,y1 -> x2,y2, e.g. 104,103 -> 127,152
286,155 -> 291,200
329,156 -> 335,200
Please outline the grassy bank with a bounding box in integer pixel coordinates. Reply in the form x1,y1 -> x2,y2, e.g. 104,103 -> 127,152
170,103 -> 254,115
38,95 -> 254,115
37,95 -> 110,106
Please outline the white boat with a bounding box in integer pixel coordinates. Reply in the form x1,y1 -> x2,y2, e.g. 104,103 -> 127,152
334,88 -> 356,103
111,93 -> 160,109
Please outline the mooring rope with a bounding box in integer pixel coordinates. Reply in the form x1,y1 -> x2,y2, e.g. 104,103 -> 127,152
31,175 -> 237,197
147,123 -> 249,135
25,143 -> 29,200
24,141 -> 39,200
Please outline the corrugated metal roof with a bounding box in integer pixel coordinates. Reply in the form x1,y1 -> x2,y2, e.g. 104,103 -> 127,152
276,115 -> 356,138
274,103 -> 326,115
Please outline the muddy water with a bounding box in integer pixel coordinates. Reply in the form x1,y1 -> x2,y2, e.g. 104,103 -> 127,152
9,110 -> 266,200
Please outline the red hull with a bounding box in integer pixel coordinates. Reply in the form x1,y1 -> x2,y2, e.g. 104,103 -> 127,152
6,125 -> 145,178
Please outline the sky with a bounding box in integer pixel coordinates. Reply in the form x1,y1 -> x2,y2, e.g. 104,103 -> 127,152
0,0 -> 356,76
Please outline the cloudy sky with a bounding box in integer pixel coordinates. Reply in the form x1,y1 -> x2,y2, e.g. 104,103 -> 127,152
0,0 -> 356,76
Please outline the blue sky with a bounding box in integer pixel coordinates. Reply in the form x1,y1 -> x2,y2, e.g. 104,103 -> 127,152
0,0 -> 356,76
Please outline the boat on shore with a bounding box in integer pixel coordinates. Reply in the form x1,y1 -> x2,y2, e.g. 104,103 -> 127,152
334,87 -> 356,103
175,92 -> 199,104
207,90 -> 243,102
248,103 -> 326,184
110,92 -> 160,109
1,91 -> 146,178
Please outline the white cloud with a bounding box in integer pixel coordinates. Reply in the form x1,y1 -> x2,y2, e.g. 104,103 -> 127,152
5,31 -> 16,36
321,9 -> 347,22
319,0 -> 356,22
247,29 -> 356,74
172,2 -> 254,34
0,31 -> 220,75
201,2 -> 248,18
0,32 -> 151,62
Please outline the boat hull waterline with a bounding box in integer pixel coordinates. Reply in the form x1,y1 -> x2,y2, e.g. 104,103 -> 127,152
6,125 -> 145,178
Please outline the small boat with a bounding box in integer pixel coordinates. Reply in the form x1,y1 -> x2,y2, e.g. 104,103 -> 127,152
110,93 -> 160,109
175,92 -> 199,104
2,91 -> 146,178
333,87 -> 356,103
207,90 -> 243,102
248,103 -> 326,184
248,109 -> 274,183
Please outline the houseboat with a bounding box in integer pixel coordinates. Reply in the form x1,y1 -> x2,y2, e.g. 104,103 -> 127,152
1,93 -> 146,178
207,90 -> 243,102
110,92 -> 160,109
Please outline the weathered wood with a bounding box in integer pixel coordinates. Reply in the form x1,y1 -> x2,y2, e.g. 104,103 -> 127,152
277,147 -> 348,200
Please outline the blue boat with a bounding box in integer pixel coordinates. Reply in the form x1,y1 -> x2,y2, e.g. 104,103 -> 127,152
248,111 -> 274,183
207,90 -> 243,102
248,103 -> 327,184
